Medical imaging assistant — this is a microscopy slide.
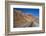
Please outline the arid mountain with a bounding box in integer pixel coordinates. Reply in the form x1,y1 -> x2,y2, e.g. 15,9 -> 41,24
14,10 -> 39,27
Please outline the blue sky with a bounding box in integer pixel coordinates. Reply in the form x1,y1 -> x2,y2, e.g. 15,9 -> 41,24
14,8 -> 39,16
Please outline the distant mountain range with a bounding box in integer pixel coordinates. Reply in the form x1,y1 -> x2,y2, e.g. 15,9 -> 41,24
14,10 -> 39,27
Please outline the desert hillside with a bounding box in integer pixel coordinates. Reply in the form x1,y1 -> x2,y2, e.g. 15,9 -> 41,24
14,10 -> 39,27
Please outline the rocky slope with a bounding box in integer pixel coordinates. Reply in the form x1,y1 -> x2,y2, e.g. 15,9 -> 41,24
14,10 -> 39,27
